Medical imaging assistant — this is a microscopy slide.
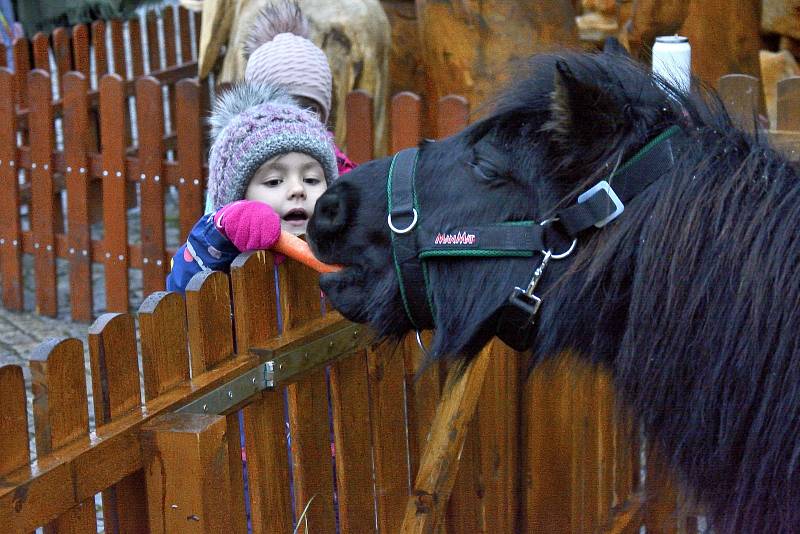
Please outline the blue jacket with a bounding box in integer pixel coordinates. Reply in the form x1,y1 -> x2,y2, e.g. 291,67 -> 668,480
166,212 -> 240,293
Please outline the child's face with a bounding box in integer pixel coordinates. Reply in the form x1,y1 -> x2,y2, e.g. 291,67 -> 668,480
245,152 -> 327,236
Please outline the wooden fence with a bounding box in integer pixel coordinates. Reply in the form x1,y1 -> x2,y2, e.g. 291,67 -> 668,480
0,4 -> 208,321
0,250 -> 676,533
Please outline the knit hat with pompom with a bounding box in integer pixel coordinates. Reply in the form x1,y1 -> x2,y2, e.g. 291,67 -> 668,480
205,82 -> 338,213
244,1 -> 332,123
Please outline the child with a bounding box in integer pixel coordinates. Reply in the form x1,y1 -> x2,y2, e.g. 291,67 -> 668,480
167,82 -> 338,293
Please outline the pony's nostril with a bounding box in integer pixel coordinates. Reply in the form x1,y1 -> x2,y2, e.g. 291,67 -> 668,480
315,193 -> 346,232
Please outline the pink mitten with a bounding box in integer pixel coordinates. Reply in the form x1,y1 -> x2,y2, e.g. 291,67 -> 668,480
214,200 -> 281,252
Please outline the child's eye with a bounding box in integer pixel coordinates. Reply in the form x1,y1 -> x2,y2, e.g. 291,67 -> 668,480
264,178 -> 283,187
304,177 -> 322,185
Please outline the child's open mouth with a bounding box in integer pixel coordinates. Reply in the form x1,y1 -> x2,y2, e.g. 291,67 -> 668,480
283,208 -> 309,227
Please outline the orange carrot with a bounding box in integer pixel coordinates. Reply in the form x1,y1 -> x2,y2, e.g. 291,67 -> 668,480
273,231 -> 342,273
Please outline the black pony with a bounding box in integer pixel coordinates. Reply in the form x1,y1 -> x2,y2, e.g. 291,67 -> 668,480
307,42 -> 800,532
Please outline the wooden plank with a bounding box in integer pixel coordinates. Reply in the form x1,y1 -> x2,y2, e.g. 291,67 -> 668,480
403,333 -> 440,489
467,340 -> 520,531
0,68 -> 22,311
242,389 -> 294,533
185,270 -> 235,374
391,92 -> 422,153
329,350 -> 376,532
12,38 -> 31,107
521,356 -> 575,532
29,69 -> 58,317
643,447 -> 679,533
777,76 -> 800,131
446,413 -> 481,533
71,24 -> 91,80
230,251 -> 292,532
717,74 -> 762,133
594,370 -> 616,529
88,312 -> 148,534
146,10 -> 161,73
230,250 -> 278,353
437,94 -> 469,138
0,42 -> 6,68
0,314 -> 347,531
175,78 -> 205,239
92,21 -> 108,81
280,260 -> 336,533
138,291 -> 190,401
178,6 -> 193,62
614,409 -> 640,534
163,5 -> 177,67
345,90 -> 373,164
0,365 -> 30,479
224,412 -> 249,534
128,18 -> 144,79
62,71 -> 94,321
99,74 -> 130,312
32,32 -> 50,72
30,338 -> 97,533
136,76 -> 167,294
52,27 -> 72,81
110,19 -> 125,77
142,413 -> 233,533
400,348 -> 493,533
369,339 -> 411,531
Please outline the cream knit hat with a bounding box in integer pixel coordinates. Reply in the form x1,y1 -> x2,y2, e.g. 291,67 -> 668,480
244,1 -> 333,124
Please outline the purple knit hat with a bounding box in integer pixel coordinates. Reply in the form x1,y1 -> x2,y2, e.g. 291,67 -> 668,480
205,82 -> 338,213
243,1 -> 332,123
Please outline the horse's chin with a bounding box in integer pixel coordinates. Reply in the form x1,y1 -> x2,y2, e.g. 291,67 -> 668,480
320,268 -> 371,323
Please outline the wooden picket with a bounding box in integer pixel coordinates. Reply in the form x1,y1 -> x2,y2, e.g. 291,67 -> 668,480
0,68 -> 22,310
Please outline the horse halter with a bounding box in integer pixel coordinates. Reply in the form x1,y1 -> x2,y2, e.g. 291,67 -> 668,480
387,125 -> 685,352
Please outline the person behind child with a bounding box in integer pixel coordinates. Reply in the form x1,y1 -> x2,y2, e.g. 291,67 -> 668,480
244,2 -> 355,173
167,82 -> 338,293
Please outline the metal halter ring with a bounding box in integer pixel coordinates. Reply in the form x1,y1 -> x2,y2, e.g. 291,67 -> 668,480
539,217 -> 578,260
388,208 -> 418,234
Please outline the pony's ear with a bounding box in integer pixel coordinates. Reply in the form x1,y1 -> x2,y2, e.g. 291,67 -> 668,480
603,37 -> 629,57
544,60 -> 622,145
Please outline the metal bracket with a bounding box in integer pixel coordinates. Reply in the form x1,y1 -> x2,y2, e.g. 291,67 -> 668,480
258,323 -> 369,387
177,322 -> 371,415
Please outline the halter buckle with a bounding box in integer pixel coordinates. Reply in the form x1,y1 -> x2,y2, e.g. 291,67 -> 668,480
577,180 -> 624,227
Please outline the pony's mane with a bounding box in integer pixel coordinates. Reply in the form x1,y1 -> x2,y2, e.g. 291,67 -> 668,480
511,54 -> 800,532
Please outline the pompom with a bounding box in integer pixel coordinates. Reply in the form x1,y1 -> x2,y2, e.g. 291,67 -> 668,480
208,82 -> 295,140
244,1 -> 310,59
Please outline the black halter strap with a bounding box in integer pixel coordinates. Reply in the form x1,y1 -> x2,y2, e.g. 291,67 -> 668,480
388,148 -> 434,330
387,125 -> 687,349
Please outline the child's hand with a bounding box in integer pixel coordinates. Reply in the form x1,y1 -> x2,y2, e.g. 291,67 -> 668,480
214,200 -> 281,252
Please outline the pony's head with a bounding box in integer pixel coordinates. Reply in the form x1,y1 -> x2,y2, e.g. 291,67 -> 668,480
308,41 -> 687,362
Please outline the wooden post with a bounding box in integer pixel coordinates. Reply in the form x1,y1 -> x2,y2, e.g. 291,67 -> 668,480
12,37 -> 30,108
100,74 -> 130,312
280,259 -> 337,533
0,68 -> 22,311
230,251 -> 293,533
142,413 -> 233,534
72,24 -> 91,81
718,74 -> 763,133
30,338 -> 97,532
138,291 -> 190,401
175,78 -> 205,239
136,76 -> 167,294
88,312 -> 148,533
29,69 -> 58,317
329,350 -> 376,532
184,269 -> 248,532
400,347 -> 492,533
345,90 -> 374,164
62,71 -> 94,321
